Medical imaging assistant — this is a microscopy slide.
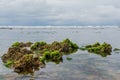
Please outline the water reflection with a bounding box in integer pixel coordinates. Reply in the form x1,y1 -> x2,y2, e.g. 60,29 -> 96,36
1,27 -> 119,80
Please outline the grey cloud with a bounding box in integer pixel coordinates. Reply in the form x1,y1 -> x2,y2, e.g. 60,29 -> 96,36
0,0 -> 120,26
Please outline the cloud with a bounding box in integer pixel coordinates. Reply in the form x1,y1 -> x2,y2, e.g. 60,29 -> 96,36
0,0 -> 120,26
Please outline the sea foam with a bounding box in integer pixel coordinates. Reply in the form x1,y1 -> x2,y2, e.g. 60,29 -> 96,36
0,26 -> 119,29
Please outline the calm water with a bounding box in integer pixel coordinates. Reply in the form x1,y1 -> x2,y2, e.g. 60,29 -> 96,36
0,27 -> 120,80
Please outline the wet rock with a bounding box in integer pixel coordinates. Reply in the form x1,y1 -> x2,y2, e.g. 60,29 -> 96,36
80,42 -> 112,57
31,42 -> 47,50
13,54 -> 45,75
1,38 -> 78,75
12,42 -> 33,48
1,47 -> 23,63
40,50 -> 63,64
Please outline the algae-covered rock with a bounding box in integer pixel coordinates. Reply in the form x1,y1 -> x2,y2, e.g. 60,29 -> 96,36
12,42 -> 33,48
50,41 -> 61,51
80,42 -> 112,57
4,60 -> 13,68
31,41 -> 47,50
13,54 -> 45,75
40,50 -> 63,64
30,38 -> 79,54
2,47 -> 23,63
2,47 -> 33,64
1,39 -> 78,75
62,38 -> 79,49
48,39 -> 79,55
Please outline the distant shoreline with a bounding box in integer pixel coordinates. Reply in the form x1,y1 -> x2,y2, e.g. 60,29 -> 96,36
0,26 -> 119,29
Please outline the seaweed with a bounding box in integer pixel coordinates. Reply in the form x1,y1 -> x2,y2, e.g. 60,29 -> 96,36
31,41 -> 47,50
12,42 -> 20,47
2,39 -> 114,77
113,48 -> 120,51
113,48 -> 120,53
4,60 -> 13,68
80,42 -> 112,57
12,42 -> 33,48
13,54 -> 45,75
66,57 -> 72,61
1,38 -> 78,75
40,50 -> 63,64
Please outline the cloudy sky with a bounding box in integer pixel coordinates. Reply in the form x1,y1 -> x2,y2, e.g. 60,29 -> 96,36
0,0 -> 120,26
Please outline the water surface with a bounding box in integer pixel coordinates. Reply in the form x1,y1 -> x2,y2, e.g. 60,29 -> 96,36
0,27 -> 120,80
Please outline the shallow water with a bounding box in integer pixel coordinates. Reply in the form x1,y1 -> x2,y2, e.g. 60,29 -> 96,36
0,27 -> 120,80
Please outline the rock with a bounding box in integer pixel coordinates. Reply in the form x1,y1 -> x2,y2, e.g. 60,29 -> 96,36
80,42 -> 112,57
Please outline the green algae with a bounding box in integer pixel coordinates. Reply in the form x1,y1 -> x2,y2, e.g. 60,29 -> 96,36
113,48 -> 120,54
1,39 -> 114,76
1,38 -> 78,75
4,60 -> 13,68
80,42 -> 112,57
12,42 -> 20,47
66,57 -> 72,61
12,42 -> 33,48
113,48 -> 120,51
40,50 -> 63,64
31,41 -> 47,50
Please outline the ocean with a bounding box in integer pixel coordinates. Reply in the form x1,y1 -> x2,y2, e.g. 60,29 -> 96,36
0,26 -> 120,80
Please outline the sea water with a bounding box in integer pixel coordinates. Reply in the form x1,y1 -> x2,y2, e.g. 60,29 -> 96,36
0,26 -> 120,80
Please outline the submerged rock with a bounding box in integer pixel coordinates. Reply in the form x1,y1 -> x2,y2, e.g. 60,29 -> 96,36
113,48 -> 120,53
113,48 -> 120,51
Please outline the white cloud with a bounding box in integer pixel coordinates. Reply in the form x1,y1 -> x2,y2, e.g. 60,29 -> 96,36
0,0 -> 120,25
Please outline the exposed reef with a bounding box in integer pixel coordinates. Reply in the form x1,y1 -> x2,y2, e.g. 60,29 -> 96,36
80,42 -> 112,57
1,39 -> 114,76
1,38 -> 78,75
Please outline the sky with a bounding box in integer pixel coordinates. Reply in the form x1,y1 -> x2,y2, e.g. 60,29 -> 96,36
0,0 -> 120,26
